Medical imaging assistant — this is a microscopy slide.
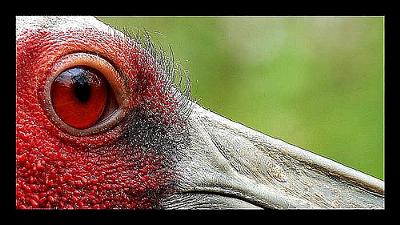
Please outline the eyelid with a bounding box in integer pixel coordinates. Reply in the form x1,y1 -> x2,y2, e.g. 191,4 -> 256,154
43,52 -> 130,136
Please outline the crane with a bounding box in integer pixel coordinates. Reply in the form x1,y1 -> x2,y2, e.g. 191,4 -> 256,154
16,16 -> 384,209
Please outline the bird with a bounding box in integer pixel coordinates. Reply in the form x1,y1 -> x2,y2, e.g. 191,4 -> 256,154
16,16 -> 384,209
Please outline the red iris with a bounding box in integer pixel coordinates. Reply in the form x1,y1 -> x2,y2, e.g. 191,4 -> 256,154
51,66 -> 108,129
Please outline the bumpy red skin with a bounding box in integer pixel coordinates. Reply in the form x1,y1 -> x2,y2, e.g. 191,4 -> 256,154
16,28 -> 178,209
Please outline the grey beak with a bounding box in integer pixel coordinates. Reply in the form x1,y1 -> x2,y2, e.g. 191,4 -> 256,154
163,103 -> 384,209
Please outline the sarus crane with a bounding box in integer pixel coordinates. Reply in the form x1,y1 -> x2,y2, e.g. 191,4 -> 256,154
16,16 -> 384,209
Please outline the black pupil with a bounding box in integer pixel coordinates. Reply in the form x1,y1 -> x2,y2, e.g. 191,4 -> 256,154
57,66 -> 102,103
72,68 -> 91,103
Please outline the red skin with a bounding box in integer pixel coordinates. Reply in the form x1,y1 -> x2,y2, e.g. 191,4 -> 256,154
16,28 -> 179,209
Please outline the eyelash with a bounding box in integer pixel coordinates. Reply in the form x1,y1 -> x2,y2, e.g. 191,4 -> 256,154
120,28 -> 193,122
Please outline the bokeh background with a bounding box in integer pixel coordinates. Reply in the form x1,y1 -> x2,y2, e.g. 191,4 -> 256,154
97,17 -> 384,180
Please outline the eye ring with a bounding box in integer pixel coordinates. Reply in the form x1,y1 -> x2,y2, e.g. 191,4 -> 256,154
43,52 -> 130,136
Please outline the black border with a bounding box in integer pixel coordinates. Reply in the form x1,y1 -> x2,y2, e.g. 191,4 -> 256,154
6,4 -> 395,224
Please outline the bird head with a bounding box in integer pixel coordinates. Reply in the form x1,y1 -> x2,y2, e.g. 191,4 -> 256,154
16,16 -> 384,209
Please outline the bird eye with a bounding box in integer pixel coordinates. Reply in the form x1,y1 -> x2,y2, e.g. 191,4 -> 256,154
44,53 -> 129,136
51,66 -> 112,129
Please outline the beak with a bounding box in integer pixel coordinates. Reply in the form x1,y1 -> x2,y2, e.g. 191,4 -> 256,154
162,103 -> 384,209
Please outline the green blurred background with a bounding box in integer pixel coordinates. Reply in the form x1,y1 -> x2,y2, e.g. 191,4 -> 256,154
97,17 -> 384,180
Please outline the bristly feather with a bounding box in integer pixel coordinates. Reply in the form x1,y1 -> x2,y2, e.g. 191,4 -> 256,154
116,26 -> 194,122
